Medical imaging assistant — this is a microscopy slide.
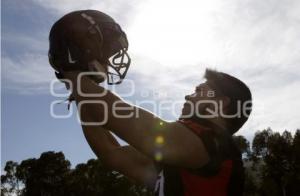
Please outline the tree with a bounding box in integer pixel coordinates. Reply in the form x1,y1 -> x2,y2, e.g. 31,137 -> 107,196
16,151 -> 71,196
251,129 -> 300,196
232,135 -> 250,158
1,151 -> 152,196
66,158 -> 151,196
2,128 -> 299,195
252,128 -> 272,159
286,129 -> 300,195
1,161 -> 21,195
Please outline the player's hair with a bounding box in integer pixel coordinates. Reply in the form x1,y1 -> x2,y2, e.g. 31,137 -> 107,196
204,69 -> 252,135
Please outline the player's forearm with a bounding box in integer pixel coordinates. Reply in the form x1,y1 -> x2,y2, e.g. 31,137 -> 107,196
81,124 -> 120,159
64,72 -> 160,160
71,74 -> 136,134
107,145 -> 158,188
66,73 -> 119,127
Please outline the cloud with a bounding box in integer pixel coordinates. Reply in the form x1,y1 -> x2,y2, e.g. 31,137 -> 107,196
32,0 -> 143,26
128,0 -> 300,69
2,54 -> 56,94
3,33 -> 48,54
2,0 -> 299,134
240,78 -> 300,140
123,0 -> 300,134
2,0 -> 143,94
211,0 -> 300,68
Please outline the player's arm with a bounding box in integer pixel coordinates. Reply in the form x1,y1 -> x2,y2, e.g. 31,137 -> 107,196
104,145 -> 159,188
79,116 -> 158,188
67,72 -> 210,169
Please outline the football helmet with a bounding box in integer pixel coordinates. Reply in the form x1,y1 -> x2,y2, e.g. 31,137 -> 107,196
48,10 -> 131,84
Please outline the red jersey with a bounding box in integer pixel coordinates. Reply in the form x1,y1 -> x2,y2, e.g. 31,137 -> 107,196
154,119 -> 244,196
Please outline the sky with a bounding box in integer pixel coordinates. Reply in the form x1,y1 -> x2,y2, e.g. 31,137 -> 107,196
1,0 -> 300,169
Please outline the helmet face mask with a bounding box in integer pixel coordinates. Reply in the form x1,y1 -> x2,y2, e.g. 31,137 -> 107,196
48,10 -> 131,85
107,48 -> 131,84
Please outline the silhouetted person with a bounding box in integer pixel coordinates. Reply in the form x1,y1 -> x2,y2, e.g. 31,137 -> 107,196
49,10 -> 252,196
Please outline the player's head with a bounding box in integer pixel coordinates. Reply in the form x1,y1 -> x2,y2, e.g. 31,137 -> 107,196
181,69 -> 252,135
48,10 -> 131,84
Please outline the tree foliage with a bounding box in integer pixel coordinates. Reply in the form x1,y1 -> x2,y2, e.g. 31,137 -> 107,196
233,135 -> 251,157
1,151 -> 151,196
2,129 -> 300,196
248,128 -> 300,196
1,161 -> 21,195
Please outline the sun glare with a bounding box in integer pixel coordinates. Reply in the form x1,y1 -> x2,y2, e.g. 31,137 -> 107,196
128,0 -> 223,67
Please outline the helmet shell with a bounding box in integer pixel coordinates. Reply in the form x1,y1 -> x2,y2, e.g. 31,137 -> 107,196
48,10 -> 128,74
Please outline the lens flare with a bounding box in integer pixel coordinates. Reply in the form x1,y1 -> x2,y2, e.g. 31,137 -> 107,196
155,136 -> 165,146
154,151 -> 163,161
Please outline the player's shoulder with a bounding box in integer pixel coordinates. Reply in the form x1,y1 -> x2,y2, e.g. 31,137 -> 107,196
167,121 -> 192,132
